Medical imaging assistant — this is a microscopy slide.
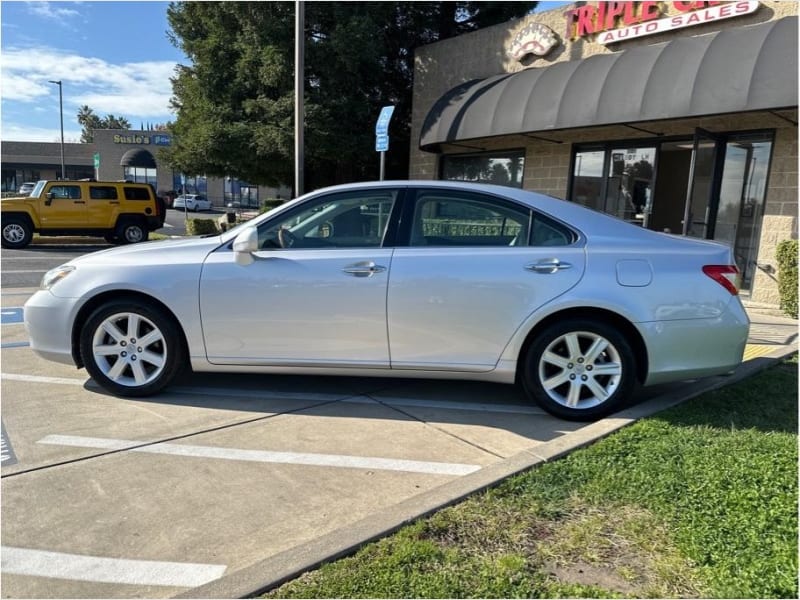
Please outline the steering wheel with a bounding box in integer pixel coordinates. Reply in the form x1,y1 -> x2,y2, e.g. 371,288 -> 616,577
277,227 -> 297,249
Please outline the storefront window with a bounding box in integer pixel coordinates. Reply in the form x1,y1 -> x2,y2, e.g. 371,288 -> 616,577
224,177 -> 259,208
572,151 -> 605,211
125,167 -> 157,188
173,174 -> 207,195
440,151 -> 524,188
571,147 -> 655,226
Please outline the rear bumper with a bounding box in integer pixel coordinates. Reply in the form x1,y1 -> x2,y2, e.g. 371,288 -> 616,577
640,299 -> 750,386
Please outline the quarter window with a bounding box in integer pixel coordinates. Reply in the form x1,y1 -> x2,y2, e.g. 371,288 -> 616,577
411,192 -> 530,247
89,186 -> 118,200
123,187 -> 152,200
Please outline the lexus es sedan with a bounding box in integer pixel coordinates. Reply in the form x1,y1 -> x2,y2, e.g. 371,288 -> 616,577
24,181 -> 749,421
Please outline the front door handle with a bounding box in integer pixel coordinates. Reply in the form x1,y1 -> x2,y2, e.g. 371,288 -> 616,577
342,261 -> 386,278
526,259 -> 572,274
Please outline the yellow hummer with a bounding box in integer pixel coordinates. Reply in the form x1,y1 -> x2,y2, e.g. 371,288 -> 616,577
1,180 -> 166,249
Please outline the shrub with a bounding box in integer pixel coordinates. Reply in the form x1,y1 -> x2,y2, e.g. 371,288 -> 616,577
186,218 -> 220,236
260,198 -> 285,214
776,239 -> 798,318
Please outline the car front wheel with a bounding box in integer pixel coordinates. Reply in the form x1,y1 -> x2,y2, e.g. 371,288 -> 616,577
522,319 -> 637,421
80,301 -> 185,397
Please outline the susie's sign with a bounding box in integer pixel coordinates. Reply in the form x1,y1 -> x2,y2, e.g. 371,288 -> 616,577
565,1 -> 759,44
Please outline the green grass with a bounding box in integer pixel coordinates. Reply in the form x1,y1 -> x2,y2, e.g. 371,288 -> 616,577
266,357 -> 798,599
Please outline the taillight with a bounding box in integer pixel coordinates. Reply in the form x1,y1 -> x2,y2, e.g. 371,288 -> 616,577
703,265 -> 741,295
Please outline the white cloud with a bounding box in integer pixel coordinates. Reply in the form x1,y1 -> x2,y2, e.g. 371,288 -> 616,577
26,1 -> 81,21
0,122 -> 82,143
0,46 -> 178,123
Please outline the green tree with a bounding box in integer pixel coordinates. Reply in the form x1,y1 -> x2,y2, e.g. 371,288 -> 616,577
164,1 -> 536,193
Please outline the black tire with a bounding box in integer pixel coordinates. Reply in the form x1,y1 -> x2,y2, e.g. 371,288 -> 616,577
521,319 -> 637,421
116,220 -> 148,244
1,216 -> 33,249
80,300 -> 185,397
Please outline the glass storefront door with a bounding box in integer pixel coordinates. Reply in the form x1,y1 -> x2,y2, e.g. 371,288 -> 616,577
715,136 -> 773,290
570,131 -> 773,292
682,128 -> 723,238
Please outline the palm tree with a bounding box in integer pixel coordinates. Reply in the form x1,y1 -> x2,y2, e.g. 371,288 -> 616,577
77,105 -> 102,143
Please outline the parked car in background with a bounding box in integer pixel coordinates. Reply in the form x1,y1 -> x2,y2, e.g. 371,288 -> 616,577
173,194 -> 212,211
18,182 -> 36,195
1,180 -> 165,248
23,181 -> 749,421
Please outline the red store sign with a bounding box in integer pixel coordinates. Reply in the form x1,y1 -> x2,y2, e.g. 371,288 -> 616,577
565,1 -> 760,44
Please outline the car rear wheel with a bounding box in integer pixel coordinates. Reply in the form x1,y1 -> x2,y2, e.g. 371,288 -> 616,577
2,216 -> 33,249
521,319 -> 637,421
116,220 -> 148,244
80,300 -> 185,397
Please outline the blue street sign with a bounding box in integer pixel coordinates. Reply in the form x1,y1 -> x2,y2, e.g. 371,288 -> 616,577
375,134 -> 389,152
375,106 -> 395,136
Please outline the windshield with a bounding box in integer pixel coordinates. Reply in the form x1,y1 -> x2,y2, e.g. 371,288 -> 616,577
29,181 -> 47,199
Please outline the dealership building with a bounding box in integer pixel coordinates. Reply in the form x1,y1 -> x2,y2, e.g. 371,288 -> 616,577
411,0 -> 797,308
1,129 -> 289,208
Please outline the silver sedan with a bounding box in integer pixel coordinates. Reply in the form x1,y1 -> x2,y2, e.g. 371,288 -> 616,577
24,181 -> 749,420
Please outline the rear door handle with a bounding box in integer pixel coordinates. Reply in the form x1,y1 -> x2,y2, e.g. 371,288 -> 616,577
342,261 -> 386,278
73,200 -> 85,204
525,259 -> 572,274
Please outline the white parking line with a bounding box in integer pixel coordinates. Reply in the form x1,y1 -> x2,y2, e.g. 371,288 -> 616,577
2,373 -> 87,386
1,546 -> 226,587
38,434 -> 481,476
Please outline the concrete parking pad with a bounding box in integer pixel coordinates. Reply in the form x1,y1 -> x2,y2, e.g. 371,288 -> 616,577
2,285 -> 797,598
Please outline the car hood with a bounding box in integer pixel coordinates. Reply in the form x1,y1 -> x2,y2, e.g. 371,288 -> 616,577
68,236 -> 224,266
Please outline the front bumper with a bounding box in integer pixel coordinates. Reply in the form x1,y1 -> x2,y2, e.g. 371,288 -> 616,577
24,290 -> 79,366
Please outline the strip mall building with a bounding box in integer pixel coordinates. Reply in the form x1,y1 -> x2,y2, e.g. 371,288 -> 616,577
411,0 -> 797,308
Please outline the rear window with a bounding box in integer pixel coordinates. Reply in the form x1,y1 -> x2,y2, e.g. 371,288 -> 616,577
89,186 -> 118,200
123,186 -> 152,200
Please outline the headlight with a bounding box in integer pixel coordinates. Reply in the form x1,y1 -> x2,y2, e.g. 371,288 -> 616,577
41,266 -> 75,290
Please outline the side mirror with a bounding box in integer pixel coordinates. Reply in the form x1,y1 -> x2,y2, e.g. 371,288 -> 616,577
45,192 -> 54,206
233,226 -> 258,266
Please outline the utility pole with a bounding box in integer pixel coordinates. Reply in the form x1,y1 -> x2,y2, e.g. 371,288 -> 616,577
294,0 -> 304,197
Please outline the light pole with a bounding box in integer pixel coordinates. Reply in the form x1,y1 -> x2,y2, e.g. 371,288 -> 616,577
48,80 -> 65,180
294,0 -> 304,198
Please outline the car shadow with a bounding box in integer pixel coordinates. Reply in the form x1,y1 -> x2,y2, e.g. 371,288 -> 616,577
79,371 -> 676,447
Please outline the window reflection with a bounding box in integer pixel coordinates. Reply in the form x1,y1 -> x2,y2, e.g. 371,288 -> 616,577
441,152 -> 525,188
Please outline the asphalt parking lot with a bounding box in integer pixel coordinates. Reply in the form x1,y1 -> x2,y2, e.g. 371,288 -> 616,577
2,277 -> 797,598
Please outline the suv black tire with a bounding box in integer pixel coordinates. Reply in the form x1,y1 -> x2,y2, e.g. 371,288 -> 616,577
1,215 -> 33,249
116,219 -> 148,244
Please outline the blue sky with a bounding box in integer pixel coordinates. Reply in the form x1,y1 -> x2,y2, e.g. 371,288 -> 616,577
1,1 -> 571,143
1,1 -> 185,142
